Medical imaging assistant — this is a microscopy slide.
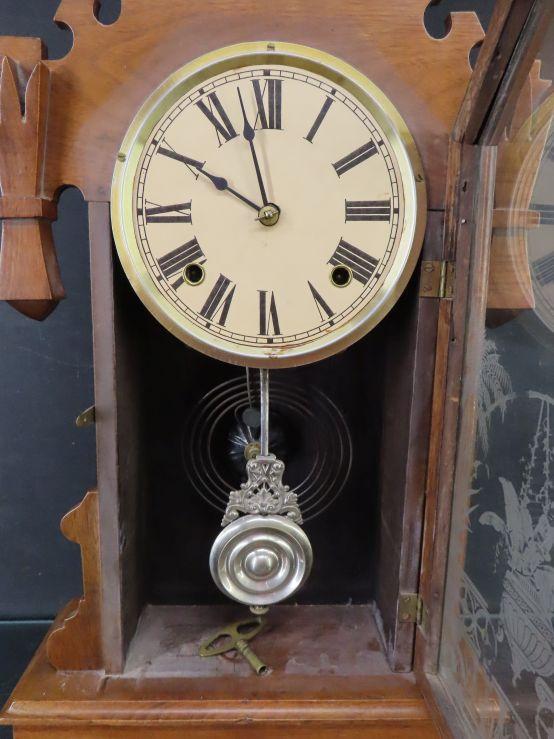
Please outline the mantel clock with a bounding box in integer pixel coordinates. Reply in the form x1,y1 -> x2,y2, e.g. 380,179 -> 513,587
1,2 -> 551,738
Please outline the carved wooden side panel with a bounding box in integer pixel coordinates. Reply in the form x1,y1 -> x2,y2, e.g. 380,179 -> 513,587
46,491 -> 103,671
0,38 -> 64,320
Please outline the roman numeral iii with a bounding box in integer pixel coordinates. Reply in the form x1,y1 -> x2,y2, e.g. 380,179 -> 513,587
157,237 -> 206,289
145,201 -> 192,224
333,141 -> 377,177
329,239 -> 379,284
252,78 -> 282,130
200,274 -> 236,325
345,200 -> 391,222
196,92 -> 238,145
259,290 -> 281,337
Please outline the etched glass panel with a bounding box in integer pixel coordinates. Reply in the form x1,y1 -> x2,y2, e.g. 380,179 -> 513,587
439,20 -> 554,738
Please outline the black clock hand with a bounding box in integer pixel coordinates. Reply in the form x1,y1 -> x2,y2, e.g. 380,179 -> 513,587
158,147 -> 261,212
237,88 -> 269,206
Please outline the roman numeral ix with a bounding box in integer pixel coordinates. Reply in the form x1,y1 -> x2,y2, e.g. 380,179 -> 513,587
333,141 -> 377,177
157,238 -> 205,289
200,274 -> 236,325
196,92 -> 238,145
145,201 -> 192,224
329,239 -> 379,284
259,290 -> 281,337
345,199 -> 392,222
252,78 -> 282,130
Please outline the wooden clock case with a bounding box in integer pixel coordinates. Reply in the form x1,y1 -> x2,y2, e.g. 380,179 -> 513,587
0,1 -> 549,736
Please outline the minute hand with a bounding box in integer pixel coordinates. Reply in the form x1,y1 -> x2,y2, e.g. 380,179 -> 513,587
158,147 -> 261,212
237,88 -> 269,206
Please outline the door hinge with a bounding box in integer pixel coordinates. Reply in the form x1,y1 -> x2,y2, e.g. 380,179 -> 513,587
419,260 -> 455,299
398,592 -> 427,630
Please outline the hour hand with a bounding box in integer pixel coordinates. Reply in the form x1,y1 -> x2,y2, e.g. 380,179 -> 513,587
158,146 -> 261,212
237,88 -> 269,206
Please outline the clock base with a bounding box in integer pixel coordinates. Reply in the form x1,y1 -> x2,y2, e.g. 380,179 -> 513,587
2,602 -> 438,738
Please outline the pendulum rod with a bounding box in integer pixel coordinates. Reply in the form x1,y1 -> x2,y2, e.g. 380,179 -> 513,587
259,368 -> 269,456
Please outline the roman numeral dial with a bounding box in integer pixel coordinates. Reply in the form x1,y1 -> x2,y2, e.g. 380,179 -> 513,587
123,58 -> 418,365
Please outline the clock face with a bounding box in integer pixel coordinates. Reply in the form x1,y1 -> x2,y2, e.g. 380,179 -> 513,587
112,43 -> 426,367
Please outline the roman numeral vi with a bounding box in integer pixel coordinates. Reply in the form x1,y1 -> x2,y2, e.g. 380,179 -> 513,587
259,290 -> 281,337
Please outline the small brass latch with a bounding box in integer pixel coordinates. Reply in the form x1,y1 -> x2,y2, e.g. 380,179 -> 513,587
75,405 -> 96,428
398,592 -> 427,630
419,260 -> 455,299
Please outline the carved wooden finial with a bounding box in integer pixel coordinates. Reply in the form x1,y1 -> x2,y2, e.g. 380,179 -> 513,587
0,50 -> 64,320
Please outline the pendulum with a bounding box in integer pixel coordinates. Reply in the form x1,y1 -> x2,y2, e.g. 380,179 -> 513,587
209,369 -> 313,610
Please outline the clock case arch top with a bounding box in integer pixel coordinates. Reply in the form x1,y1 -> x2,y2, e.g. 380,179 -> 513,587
4,1 -> 539,737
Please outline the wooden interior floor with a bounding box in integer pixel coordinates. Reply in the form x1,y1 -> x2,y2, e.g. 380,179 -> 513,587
1,604 -> 440,737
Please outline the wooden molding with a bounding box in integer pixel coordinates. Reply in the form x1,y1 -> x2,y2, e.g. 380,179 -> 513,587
46,491 -> 103,671
0,42 -> 65,320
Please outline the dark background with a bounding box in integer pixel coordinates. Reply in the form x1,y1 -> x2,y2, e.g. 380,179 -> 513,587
0,1 -> 493,735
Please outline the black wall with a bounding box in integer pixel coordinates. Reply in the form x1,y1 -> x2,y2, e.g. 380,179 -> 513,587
0,2 -> 493,736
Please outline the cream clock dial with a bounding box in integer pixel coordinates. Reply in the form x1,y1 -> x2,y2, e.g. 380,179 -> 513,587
112,42 -> 426,367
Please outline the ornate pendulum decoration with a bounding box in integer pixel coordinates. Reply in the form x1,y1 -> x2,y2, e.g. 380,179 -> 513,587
209,370 -> 313,608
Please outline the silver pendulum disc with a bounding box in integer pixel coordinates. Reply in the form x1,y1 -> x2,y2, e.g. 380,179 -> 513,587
209,368 -> 314,607
209,514 -> 313,606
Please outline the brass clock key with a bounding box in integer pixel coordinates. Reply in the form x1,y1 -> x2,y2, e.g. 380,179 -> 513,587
199,618 -> 268,675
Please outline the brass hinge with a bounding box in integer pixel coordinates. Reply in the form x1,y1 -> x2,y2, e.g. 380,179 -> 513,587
398,592 -> 427,630
419,260 -> 455,299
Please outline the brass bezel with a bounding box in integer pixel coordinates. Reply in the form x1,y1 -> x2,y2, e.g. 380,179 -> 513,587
111,41 -> 427,368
